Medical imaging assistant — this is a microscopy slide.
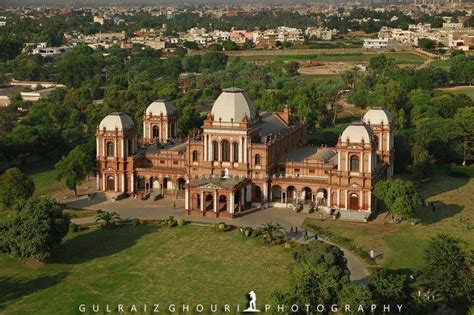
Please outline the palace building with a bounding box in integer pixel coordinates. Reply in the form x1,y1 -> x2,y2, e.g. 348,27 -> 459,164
96,88 -> 393,221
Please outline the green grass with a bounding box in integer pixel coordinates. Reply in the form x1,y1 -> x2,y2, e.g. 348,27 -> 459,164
303,168 -> 473,271
0,224 -> 291,314
21,160 -> 64,197
236,52 -> 426,64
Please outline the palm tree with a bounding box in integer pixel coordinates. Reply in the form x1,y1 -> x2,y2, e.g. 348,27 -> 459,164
259,222 -> 286,244
95,210 -> 121,229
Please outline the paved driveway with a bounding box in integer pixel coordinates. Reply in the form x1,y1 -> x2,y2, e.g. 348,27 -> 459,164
66,195 -> 369,283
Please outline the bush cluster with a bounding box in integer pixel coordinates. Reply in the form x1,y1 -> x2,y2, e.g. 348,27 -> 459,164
305,223 -> 375,265
449,163 -> 474,178
215,222 -> 232,232
166,216 -> 177,228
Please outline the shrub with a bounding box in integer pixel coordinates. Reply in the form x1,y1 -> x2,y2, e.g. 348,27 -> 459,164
167,220 -> 177,228
284,242 -> 293,251
241,226 -> 254,237
177,218 -> 186,226
251,229 -> 262,238
131,218 -> 140,226
69,223 -> 79,233
139,219 -> 148,225
215,222 -> 232,232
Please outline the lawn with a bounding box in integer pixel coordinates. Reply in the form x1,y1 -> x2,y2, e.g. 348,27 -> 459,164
0,224 -> 291,314
303,168 -> 473,271
236,52 -> 426,65
21,160 -> 64,197
440,86 -> 474,100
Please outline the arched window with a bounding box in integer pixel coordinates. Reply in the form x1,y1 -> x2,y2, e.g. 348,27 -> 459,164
350,155 -> 359,172
255,154 -> 261,165
106,141 -> 114,157
232,142 -> 239,162
152,126 -> 159,139
221,140 -> 230,162
212,141 -> 219,161
192,150 -> 198,162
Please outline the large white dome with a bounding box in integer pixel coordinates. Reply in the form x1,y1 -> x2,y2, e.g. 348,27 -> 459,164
99,112 -> 134,131
211,88 -> 256,123
146,100 -> 177,116
363,108 -> 392,125
341,123 -> 374,143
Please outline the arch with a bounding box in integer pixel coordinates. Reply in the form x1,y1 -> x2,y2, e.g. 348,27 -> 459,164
221,140 -> 230,162
194,193 -> 201,210
287,186 -> 296,202
152,125 -> 159,139
218,195 -> 227,212
152,177 -> 160,191
253,185 -> 262,202
106,176 -> 115,191
205,193 -> 214,211
212,141 -> 219,161
177,178 -> 186,192
316,188 -> 328,206
192,150 -> 198,162
232,142 -> 239,162
254,154 -> 261,165
349,193 -> 359,210
350,155 -> 360,172
302,187 -> 312,203
271,185 -> 282,202
106,141 -> 114,157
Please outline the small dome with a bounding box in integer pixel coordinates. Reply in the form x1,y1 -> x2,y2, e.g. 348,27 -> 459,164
99,112 -> 134,131
146,100 -> 177,116
363,108 -> 392,125
341,123 -> 374,143
211,88 -> 256,123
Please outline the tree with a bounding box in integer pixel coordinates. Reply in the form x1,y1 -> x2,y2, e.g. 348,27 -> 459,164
0,168 -> 35,208
57,45 -> 103,88
200,52 -> 228,72
421,234 -> 472,303
283,61 -> 300,77
338,283 -> 373,312
55,144 -> 93,196
95,210 -> 121,229
182,41 -> 199,50
418,38 -> 436,51
292,240 -> 350,286
0,197 -> 69,261
258,222 -> 286,245
368,268 -> 411,305
222,40 -> 239,51
272,264 -> 340,309
373,179 -> 422,221
411,143 -> 433,179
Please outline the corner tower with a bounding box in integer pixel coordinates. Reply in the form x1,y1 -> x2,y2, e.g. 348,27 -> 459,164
363,108 -> 394,177
96,112 -> 137,193
143,100 -> 178,143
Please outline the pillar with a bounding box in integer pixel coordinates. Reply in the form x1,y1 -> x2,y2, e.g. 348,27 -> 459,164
229,192 -> 235,213
122,173 -> 125,192
102,173 -> 106,191
327,187 -> 331,207
185,188 -> 189,210
344,190 -> 348,210
131,173 -> 135,193
263,182 -> 268,202
246,184 -> 252,202
337,189 -> 340,207
96,138 -> 99,158
241,187 -> 245,206
360,190 -> 364,210
114,174 -> 118,192
213,191 -> 217,212
200,191 -> 204,211
96,174 -> 100,191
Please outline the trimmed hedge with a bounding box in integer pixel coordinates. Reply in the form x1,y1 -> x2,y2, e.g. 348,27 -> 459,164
449,163 -> 474,178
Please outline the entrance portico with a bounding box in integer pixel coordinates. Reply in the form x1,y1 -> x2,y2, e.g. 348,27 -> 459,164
186,177 -> 252,218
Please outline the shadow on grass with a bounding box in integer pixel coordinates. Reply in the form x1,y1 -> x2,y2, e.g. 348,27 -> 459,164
415,202 -> 464,225
415,169 -> 470,200
0,272 -> 69,310
54,225 -> 156,264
